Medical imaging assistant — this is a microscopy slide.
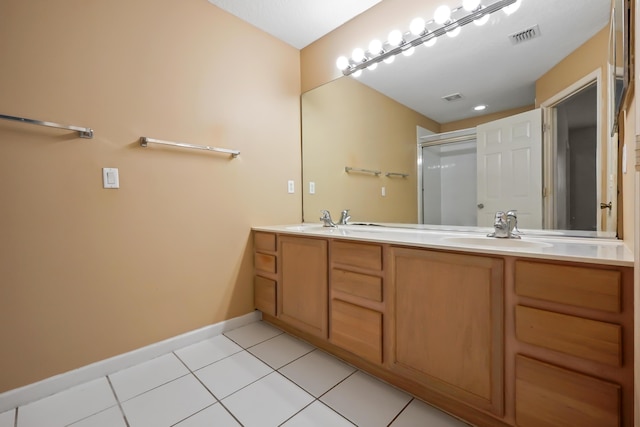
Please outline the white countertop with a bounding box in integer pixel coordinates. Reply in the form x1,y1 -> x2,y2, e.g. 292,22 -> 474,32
252,223 -> 634,267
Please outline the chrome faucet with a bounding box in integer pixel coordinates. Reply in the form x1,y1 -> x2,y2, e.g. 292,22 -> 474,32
487,210 -> 521,239
320,210 -> 337,227
338,209 -> 351,225
506,210 -> 521,237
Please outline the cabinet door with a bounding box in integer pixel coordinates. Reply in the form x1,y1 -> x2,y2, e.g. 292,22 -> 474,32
515,355 -> 620,427
331,299 -> 382,364
389,247 -> 504,415
278,236 -> 328,339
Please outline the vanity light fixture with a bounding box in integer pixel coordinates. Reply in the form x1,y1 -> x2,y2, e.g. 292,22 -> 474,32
336,0 -> 520,76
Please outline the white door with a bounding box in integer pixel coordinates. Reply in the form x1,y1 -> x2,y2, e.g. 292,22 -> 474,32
476,109 -> 543,228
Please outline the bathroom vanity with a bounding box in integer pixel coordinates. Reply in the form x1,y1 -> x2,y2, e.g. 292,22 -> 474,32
252,225 -> 634,427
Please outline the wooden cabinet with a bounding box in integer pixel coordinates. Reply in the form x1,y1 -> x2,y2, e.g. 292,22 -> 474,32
515,355 -> 621,427
253,232 -> 277,316
329,240 -> 384,364
388,247 -> 504,416
515,260 -> 621,312
254,232 -> 634,427
278,236 -> 328,339
515,305 -> 622,367
512,259 -> 633,427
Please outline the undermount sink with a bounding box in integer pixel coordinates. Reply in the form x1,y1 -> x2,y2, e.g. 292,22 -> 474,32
284,224 -> 388,233
443,236 -> 553,249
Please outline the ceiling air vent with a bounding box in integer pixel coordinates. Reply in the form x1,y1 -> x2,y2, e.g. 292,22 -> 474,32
509,24 -> 541,45
442,93 -> 463,102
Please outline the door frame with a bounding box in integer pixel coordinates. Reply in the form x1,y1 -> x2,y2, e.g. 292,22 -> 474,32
539,69 -> 612,231
417,128 -> 475,224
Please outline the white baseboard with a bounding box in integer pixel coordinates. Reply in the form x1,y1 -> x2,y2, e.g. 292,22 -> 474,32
0,311 -> 261,413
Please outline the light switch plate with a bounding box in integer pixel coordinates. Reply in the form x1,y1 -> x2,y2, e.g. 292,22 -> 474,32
103,168 -> 119,189
309,182 -> 315,194
287,180 -> 295,193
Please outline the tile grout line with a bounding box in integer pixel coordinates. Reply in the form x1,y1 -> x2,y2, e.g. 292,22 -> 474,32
229,326 -> 410,426
276,399 -> 317,426
271,370 -> 354,427
173,346 -> 244,373
222,327 -> 285,351
115,371 -> 193,404
386,397 -> 414,426
317,369 -> 358,400
172,350 -> 246,426
106,376 -> 130,427
172,332 -> 322,426
272,346 -> 317,371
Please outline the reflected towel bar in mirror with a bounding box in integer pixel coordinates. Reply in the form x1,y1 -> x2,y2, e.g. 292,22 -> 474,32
345,166 -> 381,176
0,114 -> 94,139
139,137 -> 240,158
385,172 -> 409,178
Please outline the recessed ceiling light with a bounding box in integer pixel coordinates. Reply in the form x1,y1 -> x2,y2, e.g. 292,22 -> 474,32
474,104 -> 487,111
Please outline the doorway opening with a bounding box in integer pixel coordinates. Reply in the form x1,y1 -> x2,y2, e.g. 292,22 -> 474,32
546,81 -> 599,231
418,128 -> 477,226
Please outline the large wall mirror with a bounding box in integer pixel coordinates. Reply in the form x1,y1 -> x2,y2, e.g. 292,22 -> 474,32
302,0 -> 625,238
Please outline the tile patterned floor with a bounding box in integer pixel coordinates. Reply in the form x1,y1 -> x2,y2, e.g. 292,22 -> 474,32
0,321 -> 471,427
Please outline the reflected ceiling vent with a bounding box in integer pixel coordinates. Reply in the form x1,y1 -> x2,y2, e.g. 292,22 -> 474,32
442,93 -> 463,102
509,24 -> 541,44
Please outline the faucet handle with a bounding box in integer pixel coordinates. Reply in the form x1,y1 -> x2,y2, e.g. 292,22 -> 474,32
339,209 -> 351,225
320,210 -> 337,227
506,209 -> 522,236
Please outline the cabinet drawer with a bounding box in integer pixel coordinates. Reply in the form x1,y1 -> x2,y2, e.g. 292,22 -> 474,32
254,232 -> 276,252
515,355 -> 620,427
332,241 -> 382,271
332,269 -> 382,302
331,299 -> 382,364
515,305 -> 622,366
515,260 -> 621,313
254,276 -> 276,316
254,253 -> 276,273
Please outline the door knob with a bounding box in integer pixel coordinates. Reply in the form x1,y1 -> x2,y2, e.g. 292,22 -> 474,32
600,202 -> 612,210
477,203 -> 484,209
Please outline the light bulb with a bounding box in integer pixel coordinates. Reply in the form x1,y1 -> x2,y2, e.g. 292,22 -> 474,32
353,69 -> 363,77
424,38 -> 437,47
503,0 -> 521,15
336,56 -> 350,71
424,33 -> 437,47
352,47 -> 366,62
462,0 -> 481,12
402,46 -> 415,57
446,22 -> 461,38
388,29 -> 404,47
383,55 -> 395,64
433,5 -> 451,25
368,39 -> 383,55
410,17 -> 426,36
368,62 -> 378,71
474,11 -> 490,26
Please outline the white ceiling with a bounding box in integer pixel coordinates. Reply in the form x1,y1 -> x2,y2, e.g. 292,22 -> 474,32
206,0 -> 383,49
208,0 -> 611,124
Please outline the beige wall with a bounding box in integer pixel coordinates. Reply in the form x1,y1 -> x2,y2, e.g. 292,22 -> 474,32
0,0 -> 301,392
302,78 -> 438,223
535,26 -> 610,104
